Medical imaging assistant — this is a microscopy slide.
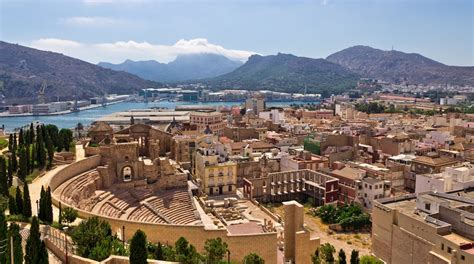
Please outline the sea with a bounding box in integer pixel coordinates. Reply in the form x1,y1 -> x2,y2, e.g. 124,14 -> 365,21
0,100 -> 314,132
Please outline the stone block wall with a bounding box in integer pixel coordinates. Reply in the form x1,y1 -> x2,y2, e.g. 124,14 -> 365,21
48,157 -> 278,263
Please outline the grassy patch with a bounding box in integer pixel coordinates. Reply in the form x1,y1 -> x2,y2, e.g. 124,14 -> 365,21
25,169 -> 41,183
6,214 -> 31,223
0,137 -> 8,149
69,141 -> 77,154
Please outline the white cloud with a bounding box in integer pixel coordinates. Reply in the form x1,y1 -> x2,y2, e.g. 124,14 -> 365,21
28,38 -> 256,64
62,16 -> 128,27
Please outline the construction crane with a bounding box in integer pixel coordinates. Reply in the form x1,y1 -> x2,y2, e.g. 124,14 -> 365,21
72,94 -> 79,112
38,81 -> 47,104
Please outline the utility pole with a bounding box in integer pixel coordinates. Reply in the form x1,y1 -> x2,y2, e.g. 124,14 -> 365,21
10,236 -> 13,264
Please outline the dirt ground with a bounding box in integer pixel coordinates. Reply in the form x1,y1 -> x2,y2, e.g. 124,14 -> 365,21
270,204 -> 372,257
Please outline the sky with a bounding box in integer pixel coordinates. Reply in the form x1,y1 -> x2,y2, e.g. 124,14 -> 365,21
0,0 -> 472,65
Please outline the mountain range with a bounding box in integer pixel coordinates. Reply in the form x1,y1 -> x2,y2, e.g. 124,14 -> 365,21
199,53 -> 359,94
0,41 -> 159,104
0,40 -> 473,103
326,45 -> 474,86
98,53 -> 243,82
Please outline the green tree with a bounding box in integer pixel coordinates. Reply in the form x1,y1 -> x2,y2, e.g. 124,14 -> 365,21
10,148 -> 18,172
319,243 -> 335,263
311,249 -> 321,264
25,216 -> 41,264
29,123 -> 35,145
18,147 -> 27,180
8,133 -> 13,151
36,129 -> 47,170
71,216 -> 125,261
129,230 -> 148,264
59,129 -> 73,151
243,253 -> 265,264
45,132 -> 54,169
350,250 -> 359,264
38,241 -> 49,264
175,236 -> 201,264
56,132 -> 64,152
39,186 -> 45,221
24,145 -> 30,174
39,186 -> 53,223
45,187 -> 53,222
61,207 -> 78,226
45,124 -> 59,149
8,222 -> 24,264
18,129 -> 24,147
154,242 -> 164,260
0,210 -> 8,264
9,195 -> 17,215
204,237 -> 228,264
13,133 -> 17,150
15,186 -> 23,216
0,157 -> 8,196
22,183 -> 32,218
162,244 -> 176,262
31,143 -> 36,170
7,156 -> 13,187
338,249 -> 347,264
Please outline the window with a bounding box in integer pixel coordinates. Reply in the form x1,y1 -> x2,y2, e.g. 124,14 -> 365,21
228,185 -> 232,192
441,243 -> 444,250
461,255 -> 465,260
447,247 -> 452,254
425,203 -> 431,211
122,166 -> 132,182
369,185 -> 372,190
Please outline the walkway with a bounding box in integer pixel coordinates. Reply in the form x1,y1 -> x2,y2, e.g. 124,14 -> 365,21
29,165 -> 67,222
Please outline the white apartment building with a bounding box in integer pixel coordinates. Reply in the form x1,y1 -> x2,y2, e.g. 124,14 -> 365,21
415,163 -> 474,194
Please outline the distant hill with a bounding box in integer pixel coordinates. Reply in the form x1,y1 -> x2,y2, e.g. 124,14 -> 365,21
0,41 -> 159,103
200,53 -> 359,94
326,45 -> 474,86
98,53 -> 243,82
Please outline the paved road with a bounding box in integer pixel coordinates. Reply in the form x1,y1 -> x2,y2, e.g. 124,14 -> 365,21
29,143 -> 85,222
29,164 -> 67,222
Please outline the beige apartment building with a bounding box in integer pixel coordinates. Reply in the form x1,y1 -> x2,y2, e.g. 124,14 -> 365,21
372,190 -> 474,264
195,148 -> 237,195
190,111 -> 226,135
245,96 -> 265,115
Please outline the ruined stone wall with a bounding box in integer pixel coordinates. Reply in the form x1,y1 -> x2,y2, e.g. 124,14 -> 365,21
236,159 -> 279,186
48,158 -> 278,263
48,155 -> 101,191
150,128 -> 173,156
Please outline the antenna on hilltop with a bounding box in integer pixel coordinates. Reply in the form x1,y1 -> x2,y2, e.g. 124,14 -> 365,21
391,45 -> 394,51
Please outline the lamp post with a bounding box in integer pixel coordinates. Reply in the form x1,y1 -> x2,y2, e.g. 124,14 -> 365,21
122,225 -> 125,246
63,226 -> 69,264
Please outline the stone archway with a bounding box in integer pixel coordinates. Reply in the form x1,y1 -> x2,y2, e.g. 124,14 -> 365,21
122,166 -> 133,182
